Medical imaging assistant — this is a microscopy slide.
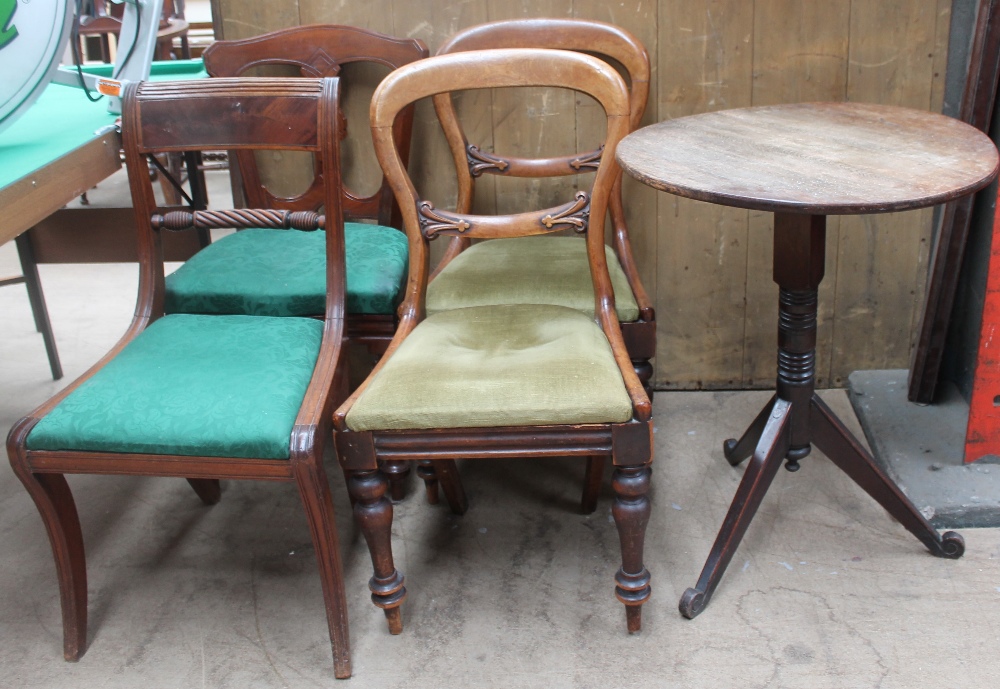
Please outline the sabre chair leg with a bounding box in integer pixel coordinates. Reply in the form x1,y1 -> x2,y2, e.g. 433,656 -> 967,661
611,463 -> 652,633
581,455 -> 606,514
723,394 -> 777,467
185,478 -> 221,505
293,460 -> 352,679
14,468 -> 87,660
680,399 -> 791,620
431,460 -> 468,515
347,469 -> 406,634
809,395 -> 965,559
416,460 -> 440,505
380,460 -> 411,502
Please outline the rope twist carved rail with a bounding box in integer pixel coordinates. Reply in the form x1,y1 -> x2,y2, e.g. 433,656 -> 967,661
151,209 -> 325,232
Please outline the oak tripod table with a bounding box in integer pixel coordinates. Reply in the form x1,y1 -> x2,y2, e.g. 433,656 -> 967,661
616,102 -> 999,619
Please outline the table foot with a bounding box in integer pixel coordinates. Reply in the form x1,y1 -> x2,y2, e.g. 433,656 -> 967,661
808,394 -> 965,560
723,394 -> 777,467
681,399 -> 791,619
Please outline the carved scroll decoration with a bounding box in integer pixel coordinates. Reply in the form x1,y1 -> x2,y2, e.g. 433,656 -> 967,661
541,191 -> 590,233
418,202 -> 472,239
151,208 -> 324,232
466,145 -> 510,177
570,145 -> 604,171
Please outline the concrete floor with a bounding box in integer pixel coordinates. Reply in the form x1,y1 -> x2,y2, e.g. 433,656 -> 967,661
2,201 -> 1000,687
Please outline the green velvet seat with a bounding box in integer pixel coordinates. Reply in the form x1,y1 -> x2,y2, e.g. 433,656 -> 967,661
27,314 -> 323,459
345,303 -> 633,431
426,236 -> 640,322
164,224 -> 407,317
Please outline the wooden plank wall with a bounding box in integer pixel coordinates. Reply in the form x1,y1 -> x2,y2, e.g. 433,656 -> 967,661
212,0 -> 953,389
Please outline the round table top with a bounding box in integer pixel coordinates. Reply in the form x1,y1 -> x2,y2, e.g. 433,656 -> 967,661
616,102 -> 999,215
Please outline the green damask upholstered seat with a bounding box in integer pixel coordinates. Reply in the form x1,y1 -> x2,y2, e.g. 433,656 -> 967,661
164,224 -> 408,317
27,314 -> 323,459
426,236 -> 640,322
345,303 -> 633,431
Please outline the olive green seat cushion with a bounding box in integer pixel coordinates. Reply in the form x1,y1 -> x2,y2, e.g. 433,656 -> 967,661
426,236 -> 640,322
27,314 -> 323,460
164,224 -> 407,317
345,304 -> 633,431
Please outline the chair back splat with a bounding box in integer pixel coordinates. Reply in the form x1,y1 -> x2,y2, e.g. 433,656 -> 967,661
333,48 -> 653,637
7,77 -> 354,678
158,27 -> 427,370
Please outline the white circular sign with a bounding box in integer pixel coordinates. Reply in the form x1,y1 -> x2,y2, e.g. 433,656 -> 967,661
0,0 -> 74,133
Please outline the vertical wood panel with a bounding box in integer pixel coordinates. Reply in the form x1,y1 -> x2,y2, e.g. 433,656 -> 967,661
831,0 -> 945,385
655,0 -> 753,388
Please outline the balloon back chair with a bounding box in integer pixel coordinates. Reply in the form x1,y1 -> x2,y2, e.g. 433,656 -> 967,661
7,77 -> 354,678
429,19 -> 654,392
334,48 -> 654,635
423,19 -> 654,512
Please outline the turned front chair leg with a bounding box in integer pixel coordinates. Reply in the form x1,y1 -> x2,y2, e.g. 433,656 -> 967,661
611,463 -> 652,632
347,469 -> 406,634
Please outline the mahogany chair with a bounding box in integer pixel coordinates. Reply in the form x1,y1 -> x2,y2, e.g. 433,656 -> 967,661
170,25 -> 427,354
7,78 -> 353,678
424,19 -> 655,512
334,48 -> 653,635
430,19 -> 654,388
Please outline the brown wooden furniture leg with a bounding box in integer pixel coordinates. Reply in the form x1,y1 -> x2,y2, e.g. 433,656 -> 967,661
682,211 -> 964,620
415,460 -> 439,504
611,463 -> 652,633
723,393 -> 777,467
581,455 -> 606,514
292,461 -> 352,679
347,468 -> 406,634
809,395 -> 963,558
8,461 -> 87,660
380,460 -> 411,502
185,478 -> 221,504
431,460 -> 469,515
679,398 -> 790,619
14,233 -> 62,380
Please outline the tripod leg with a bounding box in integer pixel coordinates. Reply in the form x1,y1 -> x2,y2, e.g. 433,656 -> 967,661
723,395 -> 777,467
680,399 -> 791,619
809,395 -> 963,559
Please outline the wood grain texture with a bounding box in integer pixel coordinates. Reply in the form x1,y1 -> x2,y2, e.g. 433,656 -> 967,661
616,104 -> 998,214
1,132 -> 121,246
212,0 -> 964,389
830,0 -> 948,385
655,0 -> 753,388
